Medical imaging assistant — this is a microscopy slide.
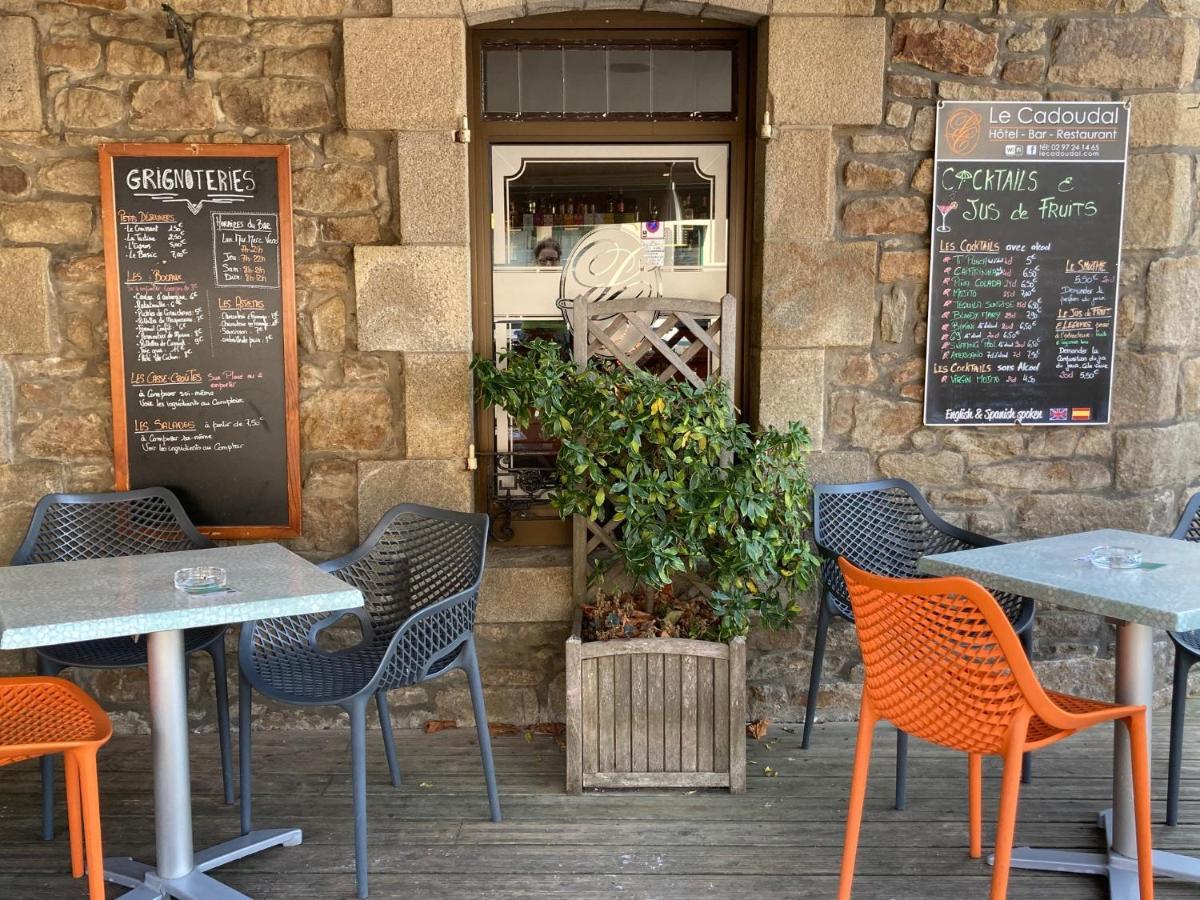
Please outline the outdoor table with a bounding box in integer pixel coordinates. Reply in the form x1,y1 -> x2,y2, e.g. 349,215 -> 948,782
920,528 -> 1200,899
0,542 -> 363,900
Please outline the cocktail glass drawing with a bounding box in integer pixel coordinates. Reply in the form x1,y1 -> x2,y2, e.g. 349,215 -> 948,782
936,200 -> 959,233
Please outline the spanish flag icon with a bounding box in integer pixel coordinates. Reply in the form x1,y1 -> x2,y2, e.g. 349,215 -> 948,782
1071,407 -> 1092,421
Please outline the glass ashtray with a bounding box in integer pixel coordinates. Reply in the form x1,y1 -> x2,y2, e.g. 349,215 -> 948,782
1087,546 -> 1143,570
174,566 -> 227,594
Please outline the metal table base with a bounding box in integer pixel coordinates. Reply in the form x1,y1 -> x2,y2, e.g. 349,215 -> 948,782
103,629 -> 302,899
998,623 -> 1200,899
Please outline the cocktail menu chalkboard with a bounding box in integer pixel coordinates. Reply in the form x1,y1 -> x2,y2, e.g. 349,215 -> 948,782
923,101 -> 1129,426
100,144 -> 300,538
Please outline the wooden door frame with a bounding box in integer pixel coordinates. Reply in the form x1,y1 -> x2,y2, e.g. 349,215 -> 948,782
467,12 -> 758,542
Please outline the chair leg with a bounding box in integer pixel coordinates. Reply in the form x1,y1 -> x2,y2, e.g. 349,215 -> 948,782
1019,626 -> 1034,785
239,671 -> 253,836
350,701 -> 370,899
802,600 -> 833,751
210,638 -> 235,805
1125,710 -> 1155,900
75,749 -> 105,900
968,752 -> 983,859
894,729 -> 909,811
1168,649 -> 1194,826
989,724 -> 1029,900
838,699 -> 877,900
37,655 -> 62,842
464,638 -> 502,823
63,752 -> 83,878
376,692 -> 401,787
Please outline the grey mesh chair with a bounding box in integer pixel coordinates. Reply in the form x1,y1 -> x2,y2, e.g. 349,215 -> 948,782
238,503 -> 500,899
12,488 -> 234,841
805,479 -> 1037,809
1166,492 -> 1200,825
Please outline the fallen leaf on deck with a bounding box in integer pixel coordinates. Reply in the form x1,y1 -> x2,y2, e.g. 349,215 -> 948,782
763,766 -> 778,777
781,726 -> 797,734
524,731 -> 534,742
423,719 -> 457,733
419,782 -> 433,788
747,718 -> 770,740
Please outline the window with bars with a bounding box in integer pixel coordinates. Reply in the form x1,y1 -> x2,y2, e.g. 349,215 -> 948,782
481,40 -> 736,120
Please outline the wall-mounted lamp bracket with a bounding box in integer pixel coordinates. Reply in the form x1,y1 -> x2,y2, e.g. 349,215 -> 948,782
162,3 -> 196,80
455,115 -> 472,144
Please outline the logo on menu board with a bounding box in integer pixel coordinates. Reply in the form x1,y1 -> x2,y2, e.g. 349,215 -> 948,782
124,165 -> 257,215
944,108 -> 982,156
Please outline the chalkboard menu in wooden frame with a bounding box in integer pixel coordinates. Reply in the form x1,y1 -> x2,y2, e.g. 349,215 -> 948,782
923,101 -> 1129,426
100,143 -> 301,539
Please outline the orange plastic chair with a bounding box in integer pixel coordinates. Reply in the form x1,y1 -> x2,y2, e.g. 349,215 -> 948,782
836,558 -> 1153,900
0,677 -> 112,900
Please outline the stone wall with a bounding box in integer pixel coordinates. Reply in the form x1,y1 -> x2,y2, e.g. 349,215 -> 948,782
0,0 -> 1197,734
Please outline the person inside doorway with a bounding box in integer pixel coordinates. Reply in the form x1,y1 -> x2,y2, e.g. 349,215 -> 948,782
534,237 -> 562,267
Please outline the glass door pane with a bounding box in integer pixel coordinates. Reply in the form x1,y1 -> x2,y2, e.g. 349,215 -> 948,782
487,143 -> 731,525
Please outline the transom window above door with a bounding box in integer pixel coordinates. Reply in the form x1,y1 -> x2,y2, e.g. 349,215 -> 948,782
481,40 -> 736,120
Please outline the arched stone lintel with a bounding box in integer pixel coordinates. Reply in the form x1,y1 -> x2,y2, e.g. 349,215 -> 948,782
461,1 -> 765,27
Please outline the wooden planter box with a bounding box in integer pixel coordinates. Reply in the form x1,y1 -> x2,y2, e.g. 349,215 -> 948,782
564,609 -> 746,793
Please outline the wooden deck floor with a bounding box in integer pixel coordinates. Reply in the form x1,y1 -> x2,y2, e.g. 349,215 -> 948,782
5,706 -> 1200,899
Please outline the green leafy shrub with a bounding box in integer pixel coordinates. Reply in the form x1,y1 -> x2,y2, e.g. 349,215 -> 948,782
472,339 -> 820,640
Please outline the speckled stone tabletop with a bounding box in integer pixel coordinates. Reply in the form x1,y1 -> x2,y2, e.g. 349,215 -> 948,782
0,542 -> 363,650
919,528 -> 1200,632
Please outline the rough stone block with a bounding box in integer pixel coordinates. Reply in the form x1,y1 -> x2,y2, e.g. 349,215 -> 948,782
301,387 -> 395,453
763,128 -> 835,241
768,17 -> 885,126
755,348 -> 825,449
0,17 -> 42,132
354,245 -> 471,353
1146,256 -> 1200,349
877,450 -> 966,488
1123,153 -> 1192,250
478,546 -> 574,624
343,18 -> 465,130
402,352 -> 472,460
1115,423 -> 1200,491
760,241 -> 877,348
1129,92 -> 1200,148
1050,19 -> 1200,89
1112,352 -> 1179,425
220,78 -> 330,130
357,459 -> 473,537
0,201 -> 92,245
293,163 -> 377,216
129,81 -> 214,132
892,19 -> 998,77
843,196 -> 929,237
0,248 -> 53,353
396,132 -> 469,245
804,449 -> 873,485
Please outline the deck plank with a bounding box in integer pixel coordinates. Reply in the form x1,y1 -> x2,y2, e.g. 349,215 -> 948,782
3,704 -> 1200,899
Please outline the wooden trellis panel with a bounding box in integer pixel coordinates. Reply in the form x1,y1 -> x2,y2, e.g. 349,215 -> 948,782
569,295 -> 737,603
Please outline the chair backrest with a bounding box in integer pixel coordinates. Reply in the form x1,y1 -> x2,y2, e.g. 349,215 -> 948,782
321,504 -> 489,645
12,488 -> 213,566
838,558 -> 1049,755
813,479 -> 989,611
1172,493 -> 1200,543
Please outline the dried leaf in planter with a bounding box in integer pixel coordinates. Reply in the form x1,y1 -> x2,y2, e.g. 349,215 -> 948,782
423,719 -> 457,734
488,722 -> 521,737
747,718 -> 771,740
